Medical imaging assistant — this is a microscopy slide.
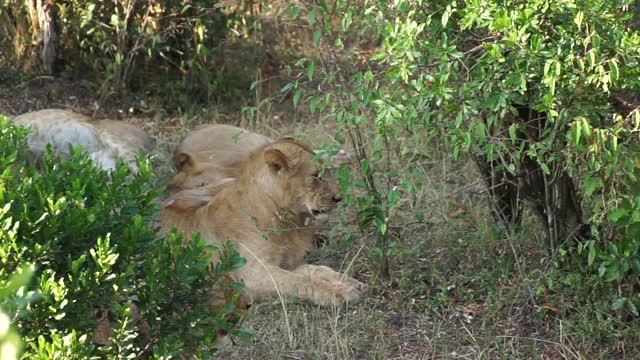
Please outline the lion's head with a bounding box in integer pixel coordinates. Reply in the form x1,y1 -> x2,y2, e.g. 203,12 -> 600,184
248,138 -> 342,223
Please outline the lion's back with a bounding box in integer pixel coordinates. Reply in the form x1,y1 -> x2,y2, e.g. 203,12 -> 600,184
11,109 -> 152,171
178,124 -> 271,168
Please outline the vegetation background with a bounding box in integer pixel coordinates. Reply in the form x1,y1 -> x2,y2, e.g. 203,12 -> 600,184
1,0 -> 640,358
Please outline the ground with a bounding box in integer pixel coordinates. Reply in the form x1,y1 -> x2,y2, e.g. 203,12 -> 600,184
2,7 -> 639,356
0,77 -> 602,360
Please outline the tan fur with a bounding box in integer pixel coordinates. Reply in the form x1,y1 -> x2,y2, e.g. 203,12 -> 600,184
168,124 -> 271,193
11,109 -> 152,172
169,124 -> 354,194
161,138 -> 368,306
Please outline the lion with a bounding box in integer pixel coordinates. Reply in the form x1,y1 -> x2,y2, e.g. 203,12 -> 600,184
161,137 -> 368,306
168,124 -> 354,194
11,108 -> 152,172
168,124 -> 271,193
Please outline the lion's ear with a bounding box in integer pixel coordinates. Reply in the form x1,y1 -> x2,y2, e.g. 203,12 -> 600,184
264,149 -> 289,175
175,152 -> 196,172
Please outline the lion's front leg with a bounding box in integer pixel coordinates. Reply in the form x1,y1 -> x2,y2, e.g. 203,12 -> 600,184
239,264 -> 366,306
293,264 -> 368,296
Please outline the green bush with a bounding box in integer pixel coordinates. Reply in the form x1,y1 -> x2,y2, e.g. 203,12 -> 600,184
0,0 -> 235,105
285,0 -> 640,311
0,116 -> 246,358
0,265 -> 34,360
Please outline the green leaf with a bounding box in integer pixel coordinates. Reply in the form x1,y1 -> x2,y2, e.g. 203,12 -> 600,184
574,11 -> 584,29
582,176 -> 603,196
540,163 -> 550,175
588,241 -> 596,266
387,189 -> 400,206
609,59 -> 619,83
361,159 -> 370,176
197,25 -> 205,41
308,9 -> 317,27
610,134 -> 618,152
608,208 -> 629,223
441,7 -> 450,27
313,29 -> 322,46
508,124 -> 517,142
612,297 -> 627,311
223,303 -> 237,315
293,90 -> 302,108
544,59 -> 552,76
0,264 -> 35,298
307,62 -> 315,81
599,261 -> 608,277
588,50 -> 596,67
281,82 -> 294,93
631,257 -> 640,276
628,301 -> 639,317
571,119 -> 582,145
379,222 -> 388,235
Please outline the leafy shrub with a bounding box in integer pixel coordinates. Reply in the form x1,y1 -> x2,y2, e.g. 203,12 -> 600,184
0,265 -> 34,360
66,0 -> 230,96
0,0 -> 236,105
0,116 -> 246,358
283,0 -> 640,311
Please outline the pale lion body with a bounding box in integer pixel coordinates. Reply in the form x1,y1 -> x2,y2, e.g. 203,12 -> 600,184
169,124 -> 353,194
161,137 -> 368,306
12,109 -> 152,171
168,124 -> 271,192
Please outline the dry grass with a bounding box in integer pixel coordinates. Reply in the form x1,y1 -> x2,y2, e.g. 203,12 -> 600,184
4,75 -> 638,359
0,79 -> 609,359
2,4 -> 639,357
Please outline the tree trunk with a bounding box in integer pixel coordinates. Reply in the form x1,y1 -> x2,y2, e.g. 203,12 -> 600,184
25,0 -> 58,75
521,156 -> 585,252
475,153 -> 524,227
39,1 -> 58,75
478,107 -> 586,252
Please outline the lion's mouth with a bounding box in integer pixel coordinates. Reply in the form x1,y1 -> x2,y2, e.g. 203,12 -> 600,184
311,209 -> 329,216
309,208 -> 330,223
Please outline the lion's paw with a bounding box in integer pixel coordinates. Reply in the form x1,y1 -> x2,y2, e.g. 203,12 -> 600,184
330,279 -> 368,304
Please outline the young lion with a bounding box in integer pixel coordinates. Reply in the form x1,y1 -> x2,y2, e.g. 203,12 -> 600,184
11,108 -> 152,172
161,138 -> 368,306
